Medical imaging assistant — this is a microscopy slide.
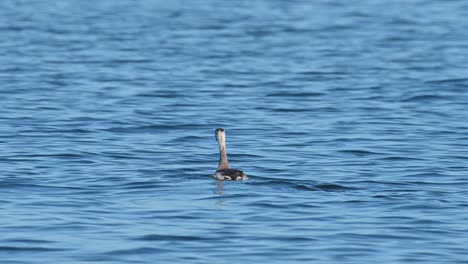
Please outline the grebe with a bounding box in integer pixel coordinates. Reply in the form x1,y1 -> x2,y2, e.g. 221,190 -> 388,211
213,128 -> 247,181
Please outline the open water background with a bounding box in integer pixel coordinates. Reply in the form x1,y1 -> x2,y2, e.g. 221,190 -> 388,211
1,0 -> 468,263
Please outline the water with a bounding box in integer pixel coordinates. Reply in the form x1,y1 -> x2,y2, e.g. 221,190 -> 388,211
1,0 -> 468,263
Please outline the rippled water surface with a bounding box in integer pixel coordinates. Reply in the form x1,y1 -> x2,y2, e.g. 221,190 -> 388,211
2,0 -> 468,263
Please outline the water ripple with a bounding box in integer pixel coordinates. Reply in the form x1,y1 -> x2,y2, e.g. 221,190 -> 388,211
2,0 -> 468,263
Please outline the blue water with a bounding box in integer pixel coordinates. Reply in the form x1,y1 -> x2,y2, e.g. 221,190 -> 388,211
1,1 -> 468,263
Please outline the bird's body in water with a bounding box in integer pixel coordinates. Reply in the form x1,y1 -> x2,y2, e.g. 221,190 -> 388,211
213,128 -> 248,181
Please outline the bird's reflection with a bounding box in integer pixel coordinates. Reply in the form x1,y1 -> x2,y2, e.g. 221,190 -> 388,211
214,181 -> 225,206
215,181 -> 225,195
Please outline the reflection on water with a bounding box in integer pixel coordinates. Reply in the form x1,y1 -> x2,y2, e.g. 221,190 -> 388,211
215,181 -> 226,198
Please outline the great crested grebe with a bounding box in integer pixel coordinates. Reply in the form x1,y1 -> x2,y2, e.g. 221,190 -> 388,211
213,128 -> 247,181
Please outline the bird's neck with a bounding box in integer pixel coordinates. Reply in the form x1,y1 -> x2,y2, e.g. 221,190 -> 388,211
217,140 -> 230,170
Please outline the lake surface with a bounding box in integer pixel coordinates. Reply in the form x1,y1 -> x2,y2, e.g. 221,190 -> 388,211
1,0 -> 468,263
